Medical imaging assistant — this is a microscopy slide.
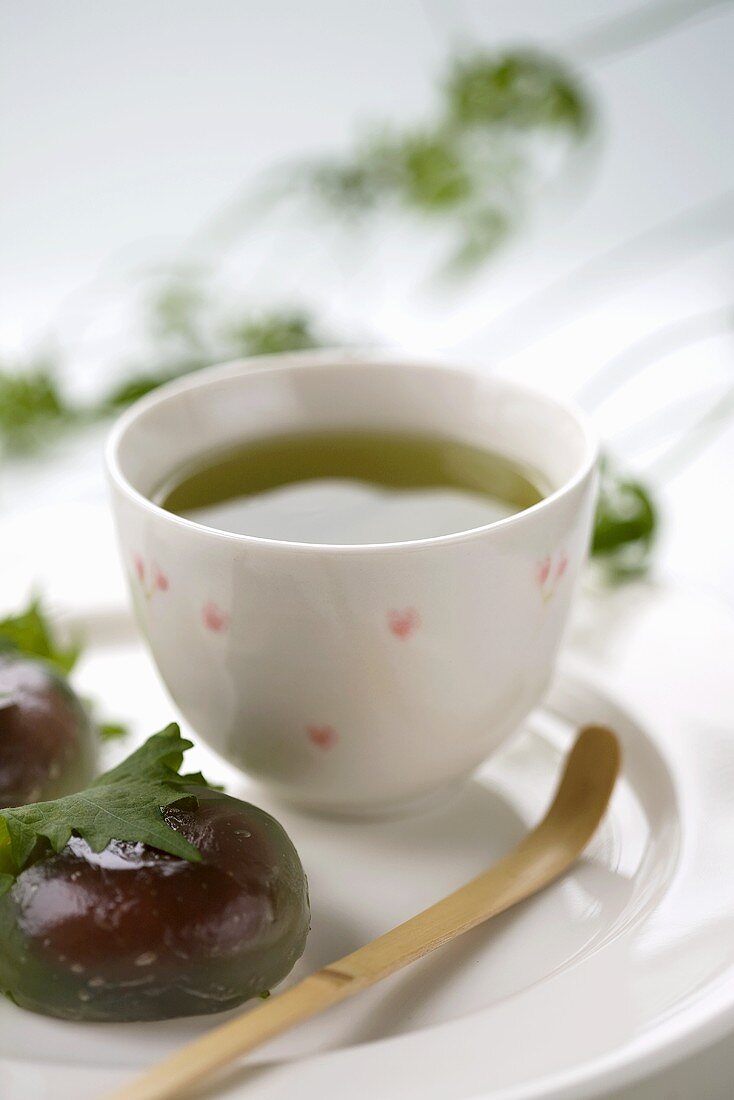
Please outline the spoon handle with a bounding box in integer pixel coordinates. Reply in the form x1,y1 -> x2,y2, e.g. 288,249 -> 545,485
105,725 -> 619,1100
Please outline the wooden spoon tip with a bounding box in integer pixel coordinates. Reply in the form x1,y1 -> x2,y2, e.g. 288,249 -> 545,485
576,724 -> 622,775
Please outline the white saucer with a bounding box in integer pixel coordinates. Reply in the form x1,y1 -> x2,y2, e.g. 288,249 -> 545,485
1,579 -> 733,1100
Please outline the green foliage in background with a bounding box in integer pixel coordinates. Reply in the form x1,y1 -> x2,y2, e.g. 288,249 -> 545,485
0,303 -> 327,454
0,362 -> 80,454
0,50 -> 592,449
285,50 -> 592,274
446,52 -> 590,133
0,48 -> 660,579
101,301 -> 324,412
592,461 -> 658,578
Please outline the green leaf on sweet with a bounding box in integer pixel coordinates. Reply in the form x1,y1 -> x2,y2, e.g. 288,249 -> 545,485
0,724 -> 215,894
0,597 -> 80,675
89,725 -> 193,788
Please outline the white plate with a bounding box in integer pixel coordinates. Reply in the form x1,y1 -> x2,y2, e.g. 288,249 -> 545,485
1,580 -> 733,1100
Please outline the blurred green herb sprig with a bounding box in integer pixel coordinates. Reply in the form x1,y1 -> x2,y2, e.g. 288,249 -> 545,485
591,460 -> 658,579
0,302 -> 329,454
101,298 -> 325,413
0,48 -> 659,581
0,361 -> 80,455
1,49 -> 591,451
446,51 -> 590,133
282,50 -> 592,274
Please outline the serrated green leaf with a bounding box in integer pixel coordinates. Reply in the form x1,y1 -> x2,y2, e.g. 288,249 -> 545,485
91,724 -> 190,787
0,725 -> 215,887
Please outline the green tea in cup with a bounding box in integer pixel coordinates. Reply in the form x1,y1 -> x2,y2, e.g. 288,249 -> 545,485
156,430 -> 545,544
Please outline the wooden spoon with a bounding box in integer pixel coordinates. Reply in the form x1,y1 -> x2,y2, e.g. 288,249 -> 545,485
106,725 -> 620,1100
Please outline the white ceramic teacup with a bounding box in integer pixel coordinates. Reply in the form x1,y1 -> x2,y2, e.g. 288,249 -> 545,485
107,352 -> 597,815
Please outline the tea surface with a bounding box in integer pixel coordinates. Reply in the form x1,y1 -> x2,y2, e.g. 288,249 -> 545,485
157,431 -> 545,544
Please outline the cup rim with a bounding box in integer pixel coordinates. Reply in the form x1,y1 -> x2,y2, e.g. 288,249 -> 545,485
105,348 -> 599,555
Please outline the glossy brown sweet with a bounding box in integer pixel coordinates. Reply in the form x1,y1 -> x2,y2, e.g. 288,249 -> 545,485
0,654 -> 96,808
0,788 -> 310,1021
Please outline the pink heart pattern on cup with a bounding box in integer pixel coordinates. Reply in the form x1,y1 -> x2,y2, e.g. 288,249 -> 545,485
307,724 -> 338,750
202,601 -> 229,633
388,607 -> 421,639
153,567 -> 169,592
537,551 -> 569,603
132,555 -> 170,601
